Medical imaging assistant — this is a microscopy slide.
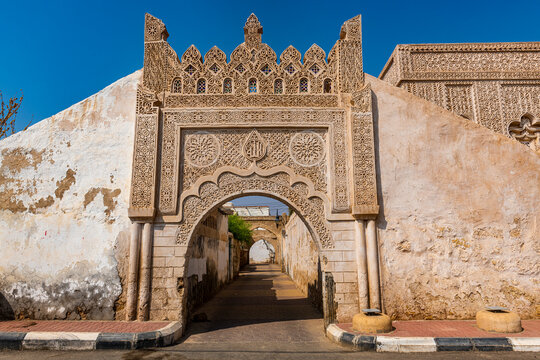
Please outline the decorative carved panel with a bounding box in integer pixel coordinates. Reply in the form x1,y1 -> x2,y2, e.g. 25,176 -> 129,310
129,13 -> 380,246
446,84 -> 474,120
157,109 -> 347,215
175,173 -> 334,248
380,43 -> 540,143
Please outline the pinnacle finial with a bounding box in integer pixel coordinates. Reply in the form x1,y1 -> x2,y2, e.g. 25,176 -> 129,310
244,13 -> 263,49
245,13 -> 261,28
340,14 -> 362,40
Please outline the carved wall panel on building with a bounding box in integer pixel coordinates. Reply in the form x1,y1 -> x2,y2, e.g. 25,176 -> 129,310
129,12 -> 380,249
158,109 -> 346,216
380,43 -> 540,152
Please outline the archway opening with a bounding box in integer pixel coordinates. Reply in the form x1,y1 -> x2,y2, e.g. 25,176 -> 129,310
182,194 -> 324,339
249,239 -> 275,264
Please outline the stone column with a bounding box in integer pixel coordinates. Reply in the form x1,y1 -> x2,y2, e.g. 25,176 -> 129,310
354,219 -> 369,309
126,222 -> 142,320
137,222 -> 153,321
365,219 -> 380,309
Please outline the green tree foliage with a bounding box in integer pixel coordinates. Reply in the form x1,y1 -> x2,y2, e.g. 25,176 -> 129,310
228,214 -> 253,246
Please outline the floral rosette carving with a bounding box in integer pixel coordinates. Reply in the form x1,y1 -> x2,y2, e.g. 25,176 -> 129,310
289,131 -> 325,166
184,132 -> 220,167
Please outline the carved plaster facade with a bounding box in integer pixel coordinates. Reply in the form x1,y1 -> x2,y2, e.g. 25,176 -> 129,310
379,43 -> 540,153
126,14 -> 381,324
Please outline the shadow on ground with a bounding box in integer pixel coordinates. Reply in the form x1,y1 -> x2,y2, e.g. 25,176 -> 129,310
180,264 -> 324,343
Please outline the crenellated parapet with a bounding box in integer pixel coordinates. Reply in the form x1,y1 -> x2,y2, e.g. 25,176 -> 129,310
140,13 -> 340,109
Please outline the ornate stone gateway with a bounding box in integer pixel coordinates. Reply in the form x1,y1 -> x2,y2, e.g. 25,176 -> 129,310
126,13 -> 382,326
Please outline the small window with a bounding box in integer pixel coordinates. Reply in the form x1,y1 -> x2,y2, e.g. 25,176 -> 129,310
223,78 -> 233,94
261,64 -> 272,75
299,78 -> 308,93
323,79 -> 332,93
285,64 -> 296,75
235,63 -> 246,74
209,64 -> 220,73
197,79 -> 206,94
274,79 -> 283,94
185,65 -> 196,75
171,78 -> 182,93
248,78 -> 257,93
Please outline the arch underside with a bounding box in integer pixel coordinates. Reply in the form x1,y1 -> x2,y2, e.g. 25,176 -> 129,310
176,171 -> 333,250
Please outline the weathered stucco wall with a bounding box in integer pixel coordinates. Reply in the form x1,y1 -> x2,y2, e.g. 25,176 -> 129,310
283,213 -> 322,311
0,71 -> 139,319
184,210 -> 231,317
249,238 -> 275,264
368,74 -> 540,320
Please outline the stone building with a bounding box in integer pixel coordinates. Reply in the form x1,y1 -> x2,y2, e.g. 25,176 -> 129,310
379,43 -> 540,152
0,13 -> 538,332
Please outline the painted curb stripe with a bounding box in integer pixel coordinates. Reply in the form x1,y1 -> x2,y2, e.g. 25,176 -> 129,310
0,332 -> 26,350
0,321 -> 183,350
434,337 -> 473,351
376,336 -> 437,353
325,325 -> 540,352
353,335 -> 376,351
471,337 -> 512,351
325,324 -> 343,343
509,337 -> 540,352
340,332 -> 355,345
22,332 -> 100,350
135,331 -> 161,349
96,333 -> 136,350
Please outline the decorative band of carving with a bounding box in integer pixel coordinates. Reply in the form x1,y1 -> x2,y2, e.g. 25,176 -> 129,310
164,94 -> 339,108
176,172 -> 333,249
350,83 -> 378,213
129,114 -> 159,214
157,109 -> 349,215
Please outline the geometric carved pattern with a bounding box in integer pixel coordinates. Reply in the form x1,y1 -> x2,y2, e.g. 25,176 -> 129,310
242,130 -> 267,162
130,13 -> 379,225
129,114 -> 159,211
184,132 -> 220,167
337,15 -> 364,93
380,43 -> 540,142
289,131 -> 325,167
446,84 -> 474,120
157,109 -> 346,215
508,115 -> 540,144
176,173 -> 334,248
351,83 -> 378,214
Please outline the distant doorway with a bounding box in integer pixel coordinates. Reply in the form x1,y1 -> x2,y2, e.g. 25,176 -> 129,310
249,239 -> 275,264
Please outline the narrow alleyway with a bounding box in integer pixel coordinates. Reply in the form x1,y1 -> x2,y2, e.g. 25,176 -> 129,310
175,263 -> 342,352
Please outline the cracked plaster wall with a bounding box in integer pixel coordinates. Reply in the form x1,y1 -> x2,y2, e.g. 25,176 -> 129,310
0,71 -> 140,320
369,75 -> 540,320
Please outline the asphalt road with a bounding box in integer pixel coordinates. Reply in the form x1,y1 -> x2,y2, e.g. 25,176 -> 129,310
1,349 -> 539,359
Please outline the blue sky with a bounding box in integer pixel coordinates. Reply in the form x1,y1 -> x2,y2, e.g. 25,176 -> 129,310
1,0 -> 538,209
2,0 -> 539,131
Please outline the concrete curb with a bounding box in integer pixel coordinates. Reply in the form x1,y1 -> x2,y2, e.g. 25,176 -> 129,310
326,324 -> 540,352
0,321 -> 182,351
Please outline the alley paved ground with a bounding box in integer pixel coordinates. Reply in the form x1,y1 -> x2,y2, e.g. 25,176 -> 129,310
1,264 -> 538,359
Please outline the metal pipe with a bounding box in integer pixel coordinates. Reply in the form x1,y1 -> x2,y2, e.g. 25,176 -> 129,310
365,219 -> 381,309
126,222 -> 141,320
354,219 -> 369,309
137,222 -> 153,321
